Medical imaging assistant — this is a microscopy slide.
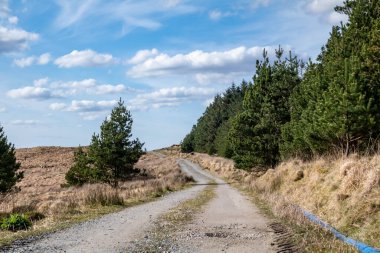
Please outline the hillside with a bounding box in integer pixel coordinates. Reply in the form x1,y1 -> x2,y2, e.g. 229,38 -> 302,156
0,147 -> 191,245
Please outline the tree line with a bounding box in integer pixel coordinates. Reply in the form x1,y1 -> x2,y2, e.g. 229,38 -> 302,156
181,0 -> 380,170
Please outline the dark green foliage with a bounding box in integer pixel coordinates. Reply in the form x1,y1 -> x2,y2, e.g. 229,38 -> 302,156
281,0 -> 380,158
182,0 -> 379,171
65,147 -> 96,186
1,214 -> 32,231
180,126 -> 195,153
180,82 -> 249,157
0,125 -> 22,193
66,99 -> 144,187
230,48 -> 302,170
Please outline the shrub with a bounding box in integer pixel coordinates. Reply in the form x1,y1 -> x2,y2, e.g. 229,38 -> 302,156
1,214 -> 32,231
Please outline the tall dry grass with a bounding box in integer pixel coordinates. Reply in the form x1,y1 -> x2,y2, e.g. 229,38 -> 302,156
0,147 -> 191,216
175,149 -> 379,250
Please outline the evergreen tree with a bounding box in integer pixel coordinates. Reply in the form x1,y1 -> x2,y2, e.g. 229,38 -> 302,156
0,125 -> 22,193
181,125 -> 195,153
66,99 -> 144,187
282,0 -> 380,158
230,48 -> 301,170
65,147 -> 95,186
181,81 -> 248,157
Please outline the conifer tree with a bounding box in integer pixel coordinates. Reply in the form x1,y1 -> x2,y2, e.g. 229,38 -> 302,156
230,48 -> 301,170
0,125 -> 22,193
282,0 -> 380,158
66,99 -> 144,187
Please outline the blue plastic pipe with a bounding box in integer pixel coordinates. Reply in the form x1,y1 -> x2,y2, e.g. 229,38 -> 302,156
299,208 -> 380,253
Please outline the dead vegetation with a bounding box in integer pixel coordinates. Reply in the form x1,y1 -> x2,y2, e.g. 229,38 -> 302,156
0,147 -> 192,246
167,146 -> 379,252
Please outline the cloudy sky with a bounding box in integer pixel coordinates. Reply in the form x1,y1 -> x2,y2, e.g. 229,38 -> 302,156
0,0 -> 346,150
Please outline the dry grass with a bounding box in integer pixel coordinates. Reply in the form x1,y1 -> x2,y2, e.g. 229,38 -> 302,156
0,147 -> 192,246
166,147 -> 379,251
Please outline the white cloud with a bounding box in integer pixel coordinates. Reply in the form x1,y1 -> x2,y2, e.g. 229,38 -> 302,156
93,84 -> 126,94
195,72 -> 244,86
11,120 -> 41,126
209,10 -> 222,21
8,78 -> 131,101
128,48 -> 159,64
13,53 -> 51,67
49,103 -> 66,111
54,49 -> 115,68
129,86 -> 216,110
251,0 -> 271,9
0,26 -> 38,54
327,11 -> 347,24
54,0 -> 197,34
52,78 -> 97,89
7,86 -> 56,100
0,0 -> 9,18
13,56 -> 34,67
8,16 -> 18,24
34,77 -> 49,87
38,53 -> 51,65
127,46 -> 276,78
55,0 -> 96,29
50,100 -> 118,112
304,0 -> 347,25
305,0 -> 342,14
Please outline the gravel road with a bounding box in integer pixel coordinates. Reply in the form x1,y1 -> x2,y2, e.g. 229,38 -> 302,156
1,159 -> 210,253
171,169 -> 275,252
2,158 -> 275,253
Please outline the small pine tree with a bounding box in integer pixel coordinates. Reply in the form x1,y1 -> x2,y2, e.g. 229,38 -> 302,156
65,147 -> 95,186
66,99 -> 144,187
0,125 -> 22,193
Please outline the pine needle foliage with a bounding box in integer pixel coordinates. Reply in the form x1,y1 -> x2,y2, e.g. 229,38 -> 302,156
66,99 -> 144,187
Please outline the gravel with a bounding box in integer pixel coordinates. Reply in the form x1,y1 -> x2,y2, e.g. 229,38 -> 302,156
1,159 -> 210,253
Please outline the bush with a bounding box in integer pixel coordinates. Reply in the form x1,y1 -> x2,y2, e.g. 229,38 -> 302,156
1,214 -> 32,231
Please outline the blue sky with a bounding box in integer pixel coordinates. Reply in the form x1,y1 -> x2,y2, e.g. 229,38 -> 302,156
0,0 -> 347,150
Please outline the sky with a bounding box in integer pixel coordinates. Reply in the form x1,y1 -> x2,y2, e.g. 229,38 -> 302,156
0,0 -> 347,150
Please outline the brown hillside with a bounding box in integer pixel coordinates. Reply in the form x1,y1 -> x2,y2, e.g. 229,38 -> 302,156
0,147 -> 189,215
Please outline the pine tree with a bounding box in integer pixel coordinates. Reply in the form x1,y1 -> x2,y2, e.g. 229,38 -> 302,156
230,48 -> 301,170
0,125 -> 22,193
181,81 -> 248,156
65,147 -> 94,186
66,99 -> 144,187
282,0 -> 380,158
181,125 -> 195,153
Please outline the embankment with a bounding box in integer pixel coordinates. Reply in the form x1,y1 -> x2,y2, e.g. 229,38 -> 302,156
178,151 -> 379,250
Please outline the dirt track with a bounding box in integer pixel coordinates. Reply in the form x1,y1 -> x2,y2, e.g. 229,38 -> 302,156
2,158 -> 274,253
